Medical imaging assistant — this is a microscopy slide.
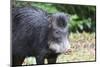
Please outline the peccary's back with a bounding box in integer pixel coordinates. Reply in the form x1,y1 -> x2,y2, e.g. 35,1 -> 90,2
12,7 -> 49,56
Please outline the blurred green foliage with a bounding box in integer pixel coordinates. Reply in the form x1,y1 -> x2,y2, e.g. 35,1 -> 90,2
13,1 -> 96,33
69,15 -> 95,32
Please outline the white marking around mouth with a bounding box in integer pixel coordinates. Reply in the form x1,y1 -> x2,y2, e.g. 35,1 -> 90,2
48,39 -> 70,53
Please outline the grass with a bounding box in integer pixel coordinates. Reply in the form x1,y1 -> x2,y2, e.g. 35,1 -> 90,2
22,32 -> 96,65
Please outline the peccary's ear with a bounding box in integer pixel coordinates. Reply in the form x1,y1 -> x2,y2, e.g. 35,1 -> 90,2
65,13 -> 70,23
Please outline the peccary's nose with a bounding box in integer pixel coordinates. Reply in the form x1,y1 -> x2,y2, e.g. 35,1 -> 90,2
65,48 -> 72,54
63,39 -> 71,54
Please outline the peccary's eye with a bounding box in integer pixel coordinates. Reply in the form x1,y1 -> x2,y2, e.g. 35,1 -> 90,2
55,31 -> 59,34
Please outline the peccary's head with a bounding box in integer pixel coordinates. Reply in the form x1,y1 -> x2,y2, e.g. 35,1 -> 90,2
48,13 -> 71,53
